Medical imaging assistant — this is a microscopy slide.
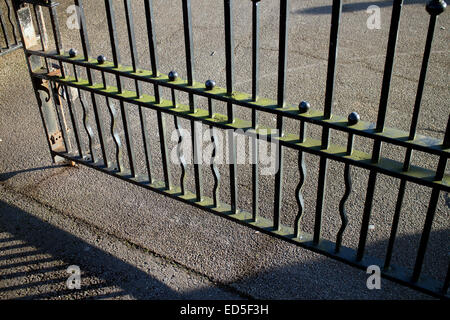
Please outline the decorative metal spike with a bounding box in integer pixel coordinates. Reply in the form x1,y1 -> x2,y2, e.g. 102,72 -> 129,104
348,112 -> 360,126
97,55 -> 106,64
426,0 -> 447,15
69,48 -> 77,58
299,101 -> 310,114
168,71 -> 178,81
205,79 -> 216,90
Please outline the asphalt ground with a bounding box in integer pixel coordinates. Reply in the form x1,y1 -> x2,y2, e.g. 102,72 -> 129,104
0,0 -> 448,300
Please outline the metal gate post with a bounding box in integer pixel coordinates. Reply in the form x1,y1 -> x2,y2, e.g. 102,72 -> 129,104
12,0 -> 67,163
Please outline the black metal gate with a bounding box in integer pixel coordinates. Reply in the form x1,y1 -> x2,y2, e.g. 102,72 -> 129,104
11,0 -> 449,299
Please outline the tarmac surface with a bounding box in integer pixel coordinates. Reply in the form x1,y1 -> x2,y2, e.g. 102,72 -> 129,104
0,0 -> 448,300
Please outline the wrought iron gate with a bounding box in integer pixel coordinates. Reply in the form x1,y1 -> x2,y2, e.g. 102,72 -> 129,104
11,0 -> 449,299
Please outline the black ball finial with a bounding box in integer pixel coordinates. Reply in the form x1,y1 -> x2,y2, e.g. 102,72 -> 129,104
205,79 -> 216,90
69,48 -> 77,58
348,112 -> 360,126
298,101 -> 310,114
168,71 -> 178,81
97,55 -> 106,64
426,0 -> 447,15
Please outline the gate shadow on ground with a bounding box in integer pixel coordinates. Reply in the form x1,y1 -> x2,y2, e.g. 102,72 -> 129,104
0,165 -> 69,182
0,200 -> 242,300
295,0 -> 425,15
0,199 -> 447,299
232,228 -> 448,299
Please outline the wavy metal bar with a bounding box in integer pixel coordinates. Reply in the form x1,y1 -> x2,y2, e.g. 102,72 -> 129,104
106,100 -> 123,171
294,151 -> 306,238
336,163 -> 351,253
79,90 -> 94,160
210,127 -> 220,208
174,116 -> 187,195
139,106 -> 153,183
5,0 -> 18,44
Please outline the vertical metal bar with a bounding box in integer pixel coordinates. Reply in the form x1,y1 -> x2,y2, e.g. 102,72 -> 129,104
372,0 -> 403,163
139,104 -> 153,184
273,0 -> 289,230
211,126 -> 220,208
251,1 -> 260,221
208,97 -> 220,207
104,0 -> 136,176
158,111 -> 171,190
228,137 -> 238,214
322,0 -> 342,147
48,1 -> 65,77
174,115 -> 187,195
294,118 -> 307,238
74,1 -> 90,64
8,0 -> 18,45
124,0 -> 141,97
251,0 -> 260,102
356,0 -> 403,260
313,156 -> 328,244
5,0 -> 18,45
72,63 -> 78,82
314,0 -> 341,243
104,0 -> 121,92
120,100 -> 137,177
144,0 -> 160,103
182,0 -> 195,108
276,0 -> 289,110
228,129 -> 237,213
65,85 -> 83,157
101,71 -> 107,88
411,187 -> 440,282
336,163 -> 350,253
79,91 -> 95,160
412,115 -> 449,281
356,170 -> 378,261
407,13 -> 437,142
251,122 -> 259,221
170,74 -> 187,195
142,0 -> 161,182
76,0 -> 108,167
107,100 -> 123,171
335,130 -> 354,253
124,0 -> 145,177
182,0 -> 203,202
251,128 -> 259,220
224,0 -> 238,213
224,0 -> 234,120
384,179 -> 406,270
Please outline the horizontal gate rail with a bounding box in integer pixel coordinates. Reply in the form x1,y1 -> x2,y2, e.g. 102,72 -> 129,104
12,0 -> 450,299
25,49 -> 450,159
30,69 -> 450,192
